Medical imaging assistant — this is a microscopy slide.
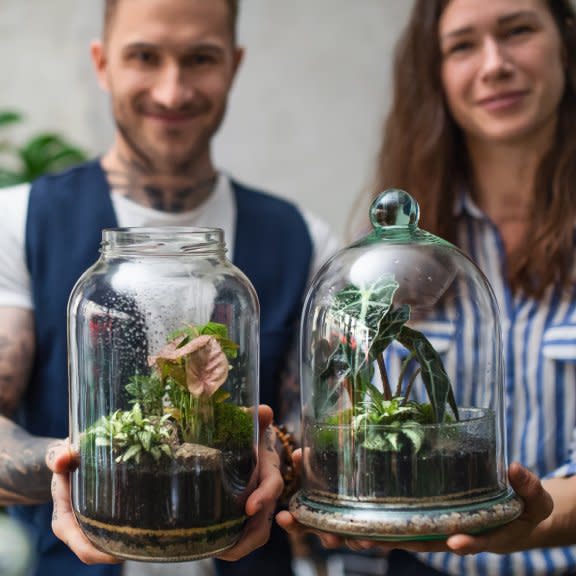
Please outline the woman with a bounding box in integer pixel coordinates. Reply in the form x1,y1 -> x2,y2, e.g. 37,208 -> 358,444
279,0 -> 576,574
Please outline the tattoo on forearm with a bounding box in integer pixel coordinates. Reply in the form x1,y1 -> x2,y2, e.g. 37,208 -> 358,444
0,310 -> 53,506
0,313 -> 34,416
0,419 -> 54,505
51,477 -> 58,522
265,426 -> 275,453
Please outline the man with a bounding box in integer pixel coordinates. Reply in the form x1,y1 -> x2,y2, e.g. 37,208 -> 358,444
0,1 -> 337,575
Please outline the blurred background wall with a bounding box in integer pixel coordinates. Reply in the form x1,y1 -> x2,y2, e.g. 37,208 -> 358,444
0,0 -> 414,240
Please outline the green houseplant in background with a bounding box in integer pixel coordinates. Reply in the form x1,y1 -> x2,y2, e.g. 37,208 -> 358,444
0,110 -> 87,187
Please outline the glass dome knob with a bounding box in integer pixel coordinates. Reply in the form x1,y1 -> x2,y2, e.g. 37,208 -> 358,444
370,189 -> 420,229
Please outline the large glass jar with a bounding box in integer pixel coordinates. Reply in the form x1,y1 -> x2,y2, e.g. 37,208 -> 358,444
290,190 -> 522,540
68,228 -> 259,561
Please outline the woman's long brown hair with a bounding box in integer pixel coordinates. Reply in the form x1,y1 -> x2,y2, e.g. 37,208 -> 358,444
361,0 -> 576,297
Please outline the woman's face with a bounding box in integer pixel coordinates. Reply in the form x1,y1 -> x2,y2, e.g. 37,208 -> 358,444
439,0 -> 565,145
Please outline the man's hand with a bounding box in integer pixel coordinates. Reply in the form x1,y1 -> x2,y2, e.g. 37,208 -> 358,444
47,405 -> 283,564
217,404 -> 284,560
277,458 -> 554,555
46,440 -> 121,565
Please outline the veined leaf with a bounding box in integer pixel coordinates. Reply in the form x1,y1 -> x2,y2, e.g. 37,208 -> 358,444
397,326 -> 459,423
400,424 -> 425,453
370,304 -> 410,357
322,276 -> 401,380
120,444 -> 142,463
331,276 -> 399,335
132,403 -> 143,426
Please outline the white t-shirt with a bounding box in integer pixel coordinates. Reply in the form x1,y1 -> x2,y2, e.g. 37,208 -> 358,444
0,173 -> 339,310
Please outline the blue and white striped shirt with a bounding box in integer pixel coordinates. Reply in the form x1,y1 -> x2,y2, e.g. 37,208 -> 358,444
415,193 -> 576,575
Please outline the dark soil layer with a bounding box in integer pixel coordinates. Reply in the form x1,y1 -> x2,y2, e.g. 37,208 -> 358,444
74,446 -> 255,560
309,441 -> 498,502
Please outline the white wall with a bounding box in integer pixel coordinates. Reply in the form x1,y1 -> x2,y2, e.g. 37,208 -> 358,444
0,0 -> 414,239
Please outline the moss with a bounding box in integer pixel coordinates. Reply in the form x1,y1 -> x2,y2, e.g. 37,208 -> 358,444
214,403 -> 253,450
314,409 -> 354,450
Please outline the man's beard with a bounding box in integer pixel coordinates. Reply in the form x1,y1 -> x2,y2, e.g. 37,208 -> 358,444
115,118 -> 210,176
112,98 -> 227,176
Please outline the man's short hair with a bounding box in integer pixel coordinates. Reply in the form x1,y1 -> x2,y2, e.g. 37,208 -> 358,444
103,0 -> 240,43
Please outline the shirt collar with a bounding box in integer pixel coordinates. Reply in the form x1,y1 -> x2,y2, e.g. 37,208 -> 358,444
453,188 -> 487,221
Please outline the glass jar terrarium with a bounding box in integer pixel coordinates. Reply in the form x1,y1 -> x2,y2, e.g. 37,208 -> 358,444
290,190 -> 522,540
68,228 -> 259,561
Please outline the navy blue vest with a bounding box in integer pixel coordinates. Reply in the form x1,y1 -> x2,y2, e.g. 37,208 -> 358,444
13,160 -> 312,576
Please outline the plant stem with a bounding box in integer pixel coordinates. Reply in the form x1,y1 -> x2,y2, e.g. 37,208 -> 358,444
377,356 -> 392,400
396,353 -> 415,397
402,368 -> 422,405
184,394 -> 214,444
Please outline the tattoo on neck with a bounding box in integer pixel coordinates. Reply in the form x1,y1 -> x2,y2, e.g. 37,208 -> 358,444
106,156 -> 217,213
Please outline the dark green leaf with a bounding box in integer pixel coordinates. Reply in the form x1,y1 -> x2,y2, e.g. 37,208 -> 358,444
370,304 -> 410,357
0,111 -> 22,127
0,169 -> 25,188
331,276 -> 399,340
200,322 -> 229,339
397,326 -> 459,423
322,276 -> 400,380
18,133 -> 86,180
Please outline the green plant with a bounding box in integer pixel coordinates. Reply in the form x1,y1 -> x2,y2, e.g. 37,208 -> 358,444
0,110 -> 87,187
84,322 -> 251,463
84,404 -> 175,464
317,274 -> 459,452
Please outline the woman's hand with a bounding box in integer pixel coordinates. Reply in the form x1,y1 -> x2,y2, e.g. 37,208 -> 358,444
277,457 -> 554,556
442,463 -> 554,555
216,404 -> 284,561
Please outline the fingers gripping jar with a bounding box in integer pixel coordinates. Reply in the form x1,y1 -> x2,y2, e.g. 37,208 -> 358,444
68,228 -> 259,561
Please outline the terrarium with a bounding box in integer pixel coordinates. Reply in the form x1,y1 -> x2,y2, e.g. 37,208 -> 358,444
290,190 -> 522,540
68,228 -> 259,561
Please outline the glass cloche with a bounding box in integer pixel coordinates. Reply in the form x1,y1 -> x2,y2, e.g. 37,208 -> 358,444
290,190 -> 522,540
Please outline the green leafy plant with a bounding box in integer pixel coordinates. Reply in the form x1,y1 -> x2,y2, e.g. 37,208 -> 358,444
84,403 -> 175,464
84,322 -> 252,463
0,110 -> 87,187
318,274 -> 459,452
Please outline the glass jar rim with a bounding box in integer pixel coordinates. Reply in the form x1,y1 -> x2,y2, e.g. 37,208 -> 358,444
101,226 -> 226,256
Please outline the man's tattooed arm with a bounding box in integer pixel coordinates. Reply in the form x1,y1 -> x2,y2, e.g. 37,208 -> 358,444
0,420 -> 56,505
0,308 -> 57,505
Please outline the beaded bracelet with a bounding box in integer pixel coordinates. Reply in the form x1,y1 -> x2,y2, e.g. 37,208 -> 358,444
272,423 -> 299,503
